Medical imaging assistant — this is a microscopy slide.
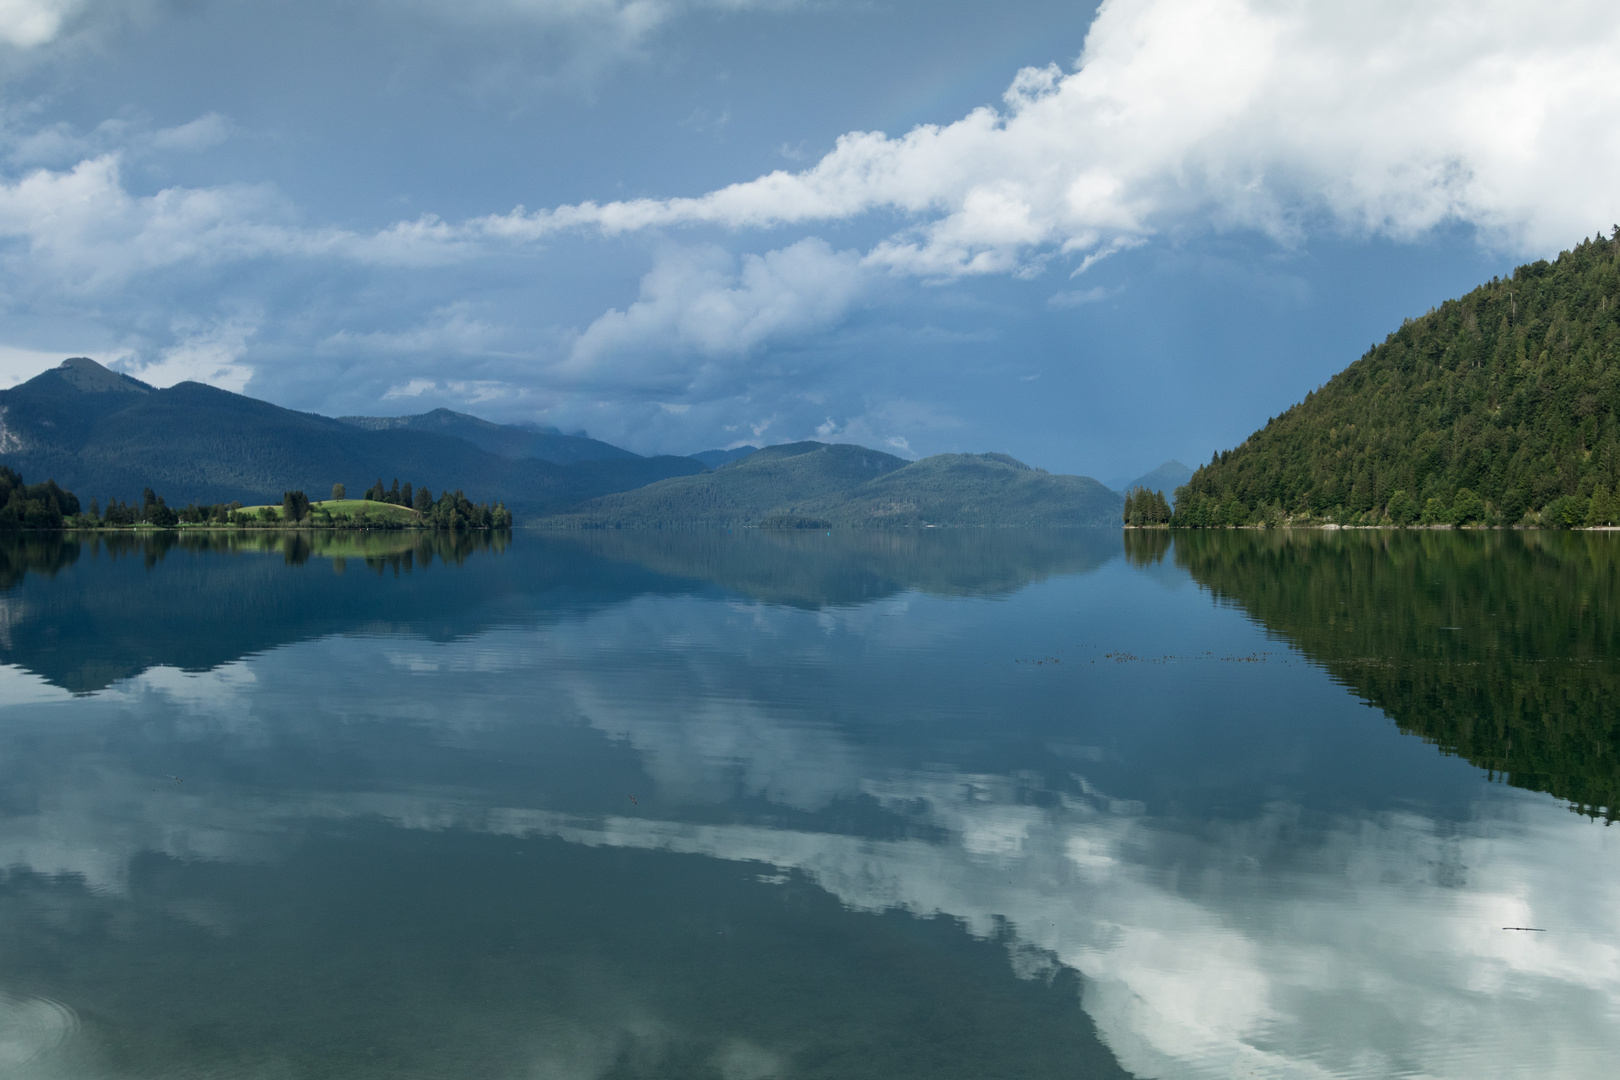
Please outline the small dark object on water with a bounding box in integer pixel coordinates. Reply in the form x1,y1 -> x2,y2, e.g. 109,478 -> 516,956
1502,926 -> 1546,931
628,794 -> 638,804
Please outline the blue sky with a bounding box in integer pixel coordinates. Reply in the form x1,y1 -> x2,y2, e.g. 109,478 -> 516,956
0,1 -> 1611,479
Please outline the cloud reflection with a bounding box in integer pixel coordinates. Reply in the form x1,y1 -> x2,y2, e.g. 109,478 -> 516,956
0,594 -> 1615,1078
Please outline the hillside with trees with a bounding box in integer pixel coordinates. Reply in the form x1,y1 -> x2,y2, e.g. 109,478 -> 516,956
545,442 -> 1122,528
825,453 -> 1120,527
0,358 -> 703,519
1122,488 -> 1171,527
338,408 -> 634,465
1174,233 -> 1620,527
0,467 -> 79,528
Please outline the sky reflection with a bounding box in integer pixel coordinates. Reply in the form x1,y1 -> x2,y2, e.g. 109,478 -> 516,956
0,537 -> 1613,1078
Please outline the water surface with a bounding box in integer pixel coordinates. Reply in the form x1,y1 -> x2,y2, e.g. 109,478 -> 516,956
0,528 -> 1613,1079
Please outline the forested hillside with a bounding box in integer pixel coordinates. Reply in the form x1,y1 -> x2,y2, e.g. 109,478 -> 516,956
1175,233 -> 1620,527
0,358 -> 703,518
827,453 -> 1120,527
546,442 -> 907,527
338,408 -> 634,465
545,442 -> 1122,528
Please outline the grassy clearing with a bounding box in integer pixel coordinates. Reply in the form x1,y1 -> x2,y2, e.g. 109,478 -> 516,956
234,499 -> 422,524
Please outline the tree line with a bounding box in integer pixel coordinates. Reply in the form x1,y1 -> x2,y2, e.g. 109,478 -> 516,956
1122,487 -> 1171,527
0,467 -> 80,529
346,478 -> 513,530
0,475 -> 513,531
1173,231 -> 1620,529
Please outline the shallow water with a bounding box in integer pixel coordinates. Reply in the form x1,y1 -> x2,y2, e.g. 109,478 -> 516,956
0,528 -> 1613,1079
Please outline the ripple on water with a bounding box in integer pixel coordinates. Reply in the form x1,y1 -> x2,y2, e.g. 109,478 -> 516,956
0,992 -> 78,1069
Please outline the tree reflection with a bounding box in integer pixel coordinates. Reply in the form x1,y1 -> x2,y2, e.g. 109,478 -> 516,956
1173,530 -> 1620,820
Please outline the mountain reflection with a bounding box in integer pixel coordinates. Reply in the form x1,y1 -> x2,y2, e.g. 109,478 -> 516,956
0,530 -> 1116,691
0,530 -> 1614,1078
1162,529 -> 1620,819
547,528 -> 1119,608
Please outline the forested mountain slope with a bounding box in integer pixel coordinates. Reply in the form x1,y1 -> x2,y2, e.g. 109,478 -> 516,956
545,442 -> 907,527
1175,233 -> 1620,527
339,408 -> 634,464
0,358 -> 702,516
826,453 -> 1121,527
546,442 -> 1122,527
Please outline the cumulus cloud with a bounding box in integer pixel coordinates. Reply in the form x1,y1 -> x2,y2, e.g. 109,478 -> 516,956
489,0 -> 1620,273
0,154 -> 476,295
120,312 -> 260,393
0,0 -> 80,48
564,238 -> 872,390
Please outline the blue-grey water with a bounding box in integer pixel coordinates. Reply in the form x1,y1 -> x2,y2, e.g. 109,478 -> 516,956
0,528 -> 1613,1079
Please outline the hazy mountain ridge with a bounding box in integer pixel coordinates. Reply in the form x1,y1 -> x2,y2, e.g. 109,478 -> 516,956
0,359 -> 703,517
690,446 -> 759,469
338,408 -> 635,464
545,442 -> 1123,528
1115,460 -> 1192,498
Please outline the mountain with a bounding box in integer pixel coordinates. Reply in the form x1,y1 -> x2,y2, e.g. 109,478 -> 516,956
689,445 -> 759,469
1116,460 -> 1192,498
546,442 -> 904,527
822,453 -> 1122,526
545,441 -> 1123,527
0,358 -> 704,518
339,408 -> 634,464
1174,234 -> 1620,527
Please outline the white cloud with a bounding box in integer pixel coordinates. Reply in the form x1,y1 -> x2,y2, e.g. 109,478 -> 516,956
322,308 -> 511,358
119,312 -> 259,393
1048,284 -> 1121,308
382,378 -> 436,399
565,238 -> 871,388
147,112 -> 233,153
488,0 -> 1620,273
381,378 -> 509,404
0,0 -> 79,48
0,154 -> 477,296
0,343 -> 85,386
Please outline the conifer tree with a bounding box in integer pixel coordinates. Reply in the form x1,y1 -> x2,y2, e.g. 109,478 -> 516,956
1151,490 -> 1171,524
1586,485 -> 1616,527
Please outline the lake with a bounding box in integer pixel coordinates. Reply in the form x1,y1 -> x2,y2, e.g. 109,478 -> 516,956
0,527 -> 1613,1079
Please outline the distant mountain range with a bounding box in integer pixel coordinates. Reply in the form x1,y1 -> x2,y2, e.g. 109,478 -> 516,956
0,358 -> 702,518
545,441 -> 1123,528
0,358 -> 1122,527
690,445 -> 759,470
338,408 -> 634,465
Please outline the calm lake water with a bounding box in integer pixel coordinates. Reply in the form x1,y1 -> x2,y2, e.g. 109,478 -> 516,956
0,528 -> 1614,1079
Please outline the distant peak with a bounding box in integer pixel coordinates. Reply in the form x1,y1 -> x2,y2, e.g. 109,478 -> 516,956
51,357 -> 152,394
